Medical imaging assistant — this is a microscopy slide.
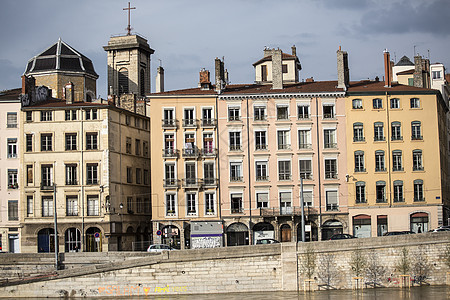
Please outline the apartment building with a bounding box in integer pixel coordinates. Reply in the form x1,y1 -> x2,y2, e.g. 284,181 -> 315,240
147,67 -> 220,249
345,52 -> 449,237
0,88 -> 22,252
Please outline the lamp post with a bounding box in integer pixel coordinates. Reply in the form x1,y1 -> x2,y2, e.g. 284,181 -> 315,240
119,203 -> 124,251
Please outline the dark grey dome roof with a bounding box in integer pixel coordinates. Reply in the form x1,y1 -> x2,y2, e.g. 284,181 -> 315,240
395,56 -> 414,66
24,38 -> 98,78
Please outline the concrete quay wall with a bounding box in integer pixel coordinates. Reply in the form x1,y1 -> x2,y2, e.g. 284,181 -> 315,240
0,233 -> 449,298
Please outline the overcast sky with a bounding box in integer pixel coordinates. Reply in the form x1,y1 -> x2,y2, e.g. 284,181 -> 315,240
1,0 -> 449,96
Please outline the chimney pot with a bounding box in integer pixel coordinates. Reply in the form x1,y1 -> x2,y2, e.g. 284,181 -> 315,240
156,66 -> 165,93
384,51 -> 392,87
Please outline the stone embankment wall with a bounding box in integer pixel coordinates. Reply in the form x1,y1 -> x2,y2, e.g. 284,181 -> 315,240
0,233 -> 448,298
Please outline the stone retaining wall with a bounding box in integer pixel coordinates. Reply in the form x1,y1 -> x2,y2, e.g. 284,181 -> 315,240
0,233 -> 448,298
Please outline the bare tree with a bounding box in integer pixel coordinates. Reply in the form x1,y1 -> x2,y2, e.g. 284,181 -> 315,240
317,253 -> 339,289
349,246 -> 367,278
300,245 -> 316,280
365,250 -> 386,287
411,248 -> 432,285
395,247 -> 410,275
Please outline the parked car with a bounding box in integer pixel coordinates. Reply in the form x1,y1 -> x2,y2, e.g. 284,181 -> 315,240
438,225 -> 450,229
147,244 -> 176,252
383,231 -> 415,236
329,234 -> 356,240
429,228 -> 450,232
256,238 -> 280,244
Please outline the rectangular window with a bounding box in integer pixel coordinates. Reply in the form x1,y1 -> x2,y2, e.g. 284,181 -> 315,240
26,111 -> 33,122
230,162 -> 242,182
375,151 -> 385,172
6,112 -> 17,128
205,193 -> 215,214
7,138 -> 17,158
65,110 -> 77,121
135,117 -> 141,128
136,168 -> 142,184
261,65 -> 267,82
162,108 -> 175,127
411,121 -> 422,140
255,131 -> 267,150
392,151 -> 403,171
410,98 -> 420,108
136,197 -> 143,213
354,151 -> 365,172
26,165 -> 33,185
42,196 -> 53,217
27,195 -> 33,216
352,99 -> 362,109
127,167 -> 133,183
87,195 -> 99,216
323,105 -> 334,119
391,122 -> 402,141
376,182 -> 386,203
432,70 -> 441,79
203,162 -> 215,185
185,163 -> 196,185
86,109 -> 97,120
254,106 -> 266,121
298,129 -> 311,149
303,191 -> 313,207
228,107 -> 240,121
41,164 -> 53,187
280,191 -> 292,215
143,141 -> 149,157
40,111 -> 52,121
282,64 -> 288,73
255,161 -> 268,181
390,98 -> 400,109
393,181 -> 404,202
8,200 -> 18,221
413,150 -> 423,171
66,196 -> 78,216
229,132 -> 241,151
8,169 -> 18,189
256,192 -> 269,208
326,190 -> 338,211
135,139 -> 141,155
65,164 -> 77,185
374,122 -> 384,141
164,163 -> 176,187
126,196 -> 133,213
414,180 -> 424,202
353,123 -> 364,142
277,105 -> 289,120
325,159 -> 337,179
355,183 -> 366,203
373,98 -> 383,109
202,108 -> 214,126
183,108 -> 196,127
299,159 -> 312,179
324,129 -> 337,148
298,105 -> 310,119
86,133 -> 98,150
278,160 -> 291,181
26,134 -> 33,152
40,133 -> 52,151
144,169 -> 149,185
277,130 -> 290,150
65,133 -> 77,151
126,137 -> 132,153
186,193 -> 196,215
86,163 -> 98,185
166,194 -> 176,215
231,194 -> 243,213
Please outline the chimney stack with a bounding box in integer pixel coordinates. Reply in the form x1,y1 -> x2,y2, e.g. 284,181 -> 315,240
65,82 -> 74,104
199,68 -> 211,90
156,66 -> 165,93
291,45 -> 297,57
337,47 -> 349,90
413,55 -> 424,88
272,49 -> 283,90
215,57 -> 225,93
384,50 -> 392,88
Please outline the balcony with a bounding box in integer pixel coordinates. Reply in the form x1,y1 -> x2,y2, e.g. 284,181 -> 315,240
325,172 -> 337,179
411,135 -> 423,140
8,183 -> 18,189
231,207 -> 243,214
229,145 -> 242,151
7,123 -> 17,128
182,147 -> 199,158
324,143 -> 337,149
300,173 -> 312,180
256,175 -> 268,182
254,115 -> 267,121
259,206 -> 318,217
326,204 -> 339,211
228,116 -> 240,122
40,182 -> 54,191
66,180 -> 78,186
182,178 -> 202,189
230,176 -> 243,182
203,178 -> 218,187
163,178 -> 179,188
183,119 -> 198,128
162,148 -> 179,158
353,137 -> 365,142
374,136 -> 385,142
354,167 -> 366,173
391,135 -> 403,141
278,174 -> 291,181
299,143 -> 312,150
201,118 -> 216,127
255,144 -> 267,151
278,144 -> 291,150
161,119 -> 177,129
201,148 -> 217,157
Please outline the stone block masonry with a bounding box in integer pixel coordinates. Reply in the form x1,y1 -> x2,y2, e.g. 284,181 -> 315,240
0,233 -> 449,298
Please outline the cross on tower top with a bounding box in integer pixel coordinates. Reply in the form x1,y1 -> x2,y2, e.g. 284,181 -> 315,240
123,2 -> 136,36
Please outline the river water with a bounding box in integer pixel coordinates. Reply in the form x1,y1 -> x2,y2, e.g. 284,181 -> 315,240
83,285 -> 449,299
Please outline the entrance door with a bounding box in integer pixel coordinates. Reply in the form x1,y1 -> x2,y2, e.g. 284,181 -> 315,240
280,224 -> 291,242
9,234 -> 19,253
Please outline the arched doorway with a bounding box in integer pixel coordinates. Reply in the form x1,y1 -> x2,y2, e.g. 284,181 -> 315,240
86,227 -> 102,252
353,214 -> 371,238
410,212 -> 429,233
161,225 -> 181,249
65,228 -> 81,252
253,222 -> 275,243
297,221 -> 318,242
322,220 -> 343,240
226,223 -> 249,246
280,224 -> 292,242
37,228 -> 55,253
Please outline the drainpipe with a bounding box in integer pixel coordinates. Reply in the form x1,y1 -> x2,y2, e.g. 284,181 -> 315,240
246,97 -> 253,244
315,96 -> 323,240
386,92 -> 392,207
80,107 -> 85,251
216,96 -> 222,221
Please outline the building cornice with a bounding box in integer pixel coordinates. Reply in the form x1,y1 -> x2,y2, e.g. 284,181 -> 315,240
219,92 -> 345,101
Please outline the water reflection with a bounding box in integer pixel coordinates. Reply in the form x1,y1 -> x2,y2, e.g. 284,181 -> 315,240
85,286 -> 449,300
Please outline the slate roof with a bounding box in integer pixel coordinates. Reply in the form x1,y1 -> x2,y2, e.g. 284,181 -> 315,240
395,56 -> 414,66
0,88 -> 21,101
24,38 -> 98,78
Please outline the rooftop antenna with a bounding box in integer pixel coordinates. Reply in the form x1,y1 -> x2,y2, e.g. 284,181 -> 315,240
414,45 -> 417,57
123,2 -> 136,35
158,59 -> 162,67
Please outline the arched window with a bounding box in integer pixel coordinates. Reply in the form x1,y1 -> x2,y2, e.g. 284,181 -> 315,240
393,180 -> 403,202
375,150 -> 385,172
374,122 -> 384,141
140,69 -> 145,96
391,121 -> 402,140
412,150 -> 423,171
353,122 -> 364,142
411,121 -> 422,140
354,150 -> 365,172
355,181 -> 366,203
118,68 -> 129,94
376,181 -> 386,203
413,179 -> 424,202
